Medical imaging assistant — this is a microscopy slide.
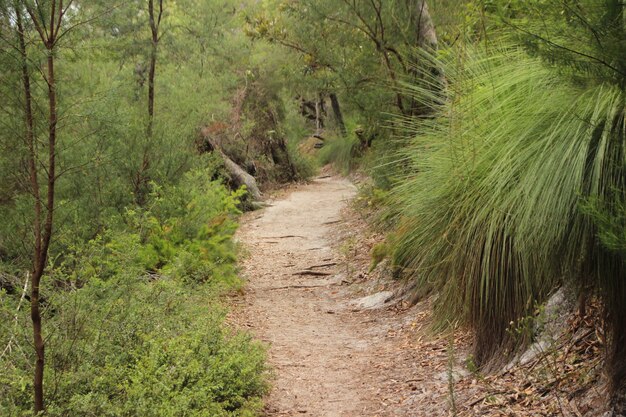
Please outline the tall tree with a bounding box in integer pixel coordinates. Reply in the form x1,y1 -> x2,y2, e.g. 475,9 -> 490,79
147,0 -> 162,137
19,0 -> 67,411
134,0 -> 163,205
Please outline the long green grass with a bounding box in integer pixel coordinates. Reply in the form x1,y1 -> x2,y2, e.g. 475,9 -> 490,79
318,133 -> 361,174
389,46 -> 625,379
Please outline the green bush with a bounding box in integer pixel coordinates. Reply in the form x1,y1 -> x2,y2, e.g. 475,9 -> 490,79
388,45 -> 625,367
1,277 -> 267,416
318,132 -> 360,174
0,167 -> 268,416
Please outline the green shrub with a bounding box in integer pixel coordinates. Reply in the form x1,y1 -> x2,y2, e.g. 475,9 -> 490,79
318,133 -> 360,174
1,276 -> 267,416
388,45 -> 625,369
0,166 -> 268,416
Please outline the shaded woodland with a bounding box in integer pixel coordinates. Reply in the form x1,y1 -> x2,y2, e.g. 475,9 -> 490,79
0,0 -> 624,415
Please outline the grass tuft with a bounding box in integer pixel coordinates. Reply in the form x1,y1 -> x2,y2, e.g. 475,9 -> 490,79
388,45 -> 625,377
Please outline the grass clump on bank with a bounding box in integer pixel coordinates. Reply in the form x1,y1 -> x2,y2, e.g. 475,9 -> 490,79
387,43 -> 625,392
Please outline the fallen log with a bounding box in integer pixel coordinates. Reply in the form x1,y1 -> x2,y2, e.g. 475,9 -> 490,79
222,154 -> 262,201
204,136 -> 262,201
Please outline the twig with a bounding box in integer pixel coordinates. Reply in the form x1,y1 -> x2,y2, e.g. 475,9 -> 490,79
262,284 -> 331,290
262,235 -> 306,239
293,271 -> 333,277
306,262 -> 338,269
1,273 -> 29,359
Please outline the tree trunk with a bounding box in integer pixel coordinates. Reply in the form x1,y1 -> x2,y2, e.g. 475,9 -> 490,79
379,46 -> 406,114
135,0 -> 163,205
409,0 -> 445,116
31,268 -> 45,413
14,4 -> 40,269
329,93 -> 347,137
203,136 -> 262,200
23,1 -> 64,411
15,4 -> 45,413
222,156 -> 263,201
415,0 -> 438,50
147,2 -> 158,137
314,98 -> 322,134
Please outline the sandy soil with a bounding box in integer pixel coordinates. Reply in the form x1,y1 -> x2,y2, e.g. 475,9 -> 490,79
236,176 -> 456,417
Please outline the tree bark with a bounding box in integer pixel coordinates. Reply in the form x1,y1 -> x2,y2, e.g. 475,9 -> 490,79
16,4 -> 44,412
222,156 -> 262,201
414,0 -> 438,50
14,3 -> 40,269
329,93 -> 347,137
135,0 -> 163,205
314,97 -> 322,134
147,0 -> 161,137
204,137 -> 262,200
409,0 -> 445,116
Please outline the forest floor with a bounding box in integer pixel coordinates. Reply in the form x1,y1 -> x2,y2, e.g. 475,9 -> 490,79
231,174 -> 608,417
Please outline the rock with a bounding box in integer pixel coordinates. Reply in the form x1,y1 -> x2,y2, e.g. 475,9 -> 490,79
517,340 -> 552,367
351,291 -> 394,310
436,366 -> 470,383
504,287 -> 574,371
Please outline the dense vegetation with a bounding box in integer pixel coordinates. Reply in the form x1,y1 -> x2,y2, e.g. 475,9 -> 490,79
250,0 -> 626,410
0,0 -> 624,414
0,0 -> 300,414
389,0 -> 625,400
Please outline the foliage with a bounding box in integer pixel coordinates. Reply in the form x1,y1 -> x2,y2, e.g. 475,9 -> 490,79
1,0 -> 624,412
0,164 -> 267,416
494,0 -> 625,87
1,278 -> 267,416
582,194 -> 626,254
0,0 -> 279,410
245,0 -> 442,172
388,43 -> 625,380
318,131 -> 361,175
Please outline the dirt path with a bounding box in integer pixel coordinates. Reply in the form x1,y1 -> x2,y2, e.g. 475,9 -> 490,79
235,175 -> 612,417
236,176 -> 456,417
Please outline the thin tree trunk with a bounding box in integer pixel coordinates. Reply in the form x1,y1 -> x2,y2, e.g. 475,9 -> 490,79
329,93 -> 347,137
31,263 -> 45,414
23,1 -> 63,411
314,98 -> 322,134
137,0 -> 163,205
415,0 -> 437,50
16,4 -> 45,411
30,38 -> 58,417
14,4 -> 40,268
148,8 -> 157,137
148,0 -> 163,137
379,47 -> 405,114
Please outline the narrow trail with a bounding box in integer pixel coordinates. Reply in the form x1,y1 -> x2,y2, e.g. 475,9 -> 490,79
236,176 -> 454,417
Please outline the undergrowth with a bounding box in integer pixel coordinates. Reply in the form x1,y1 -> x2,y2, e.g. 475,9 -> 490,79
318,133 -> 360,175
0,165 -> 268,416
